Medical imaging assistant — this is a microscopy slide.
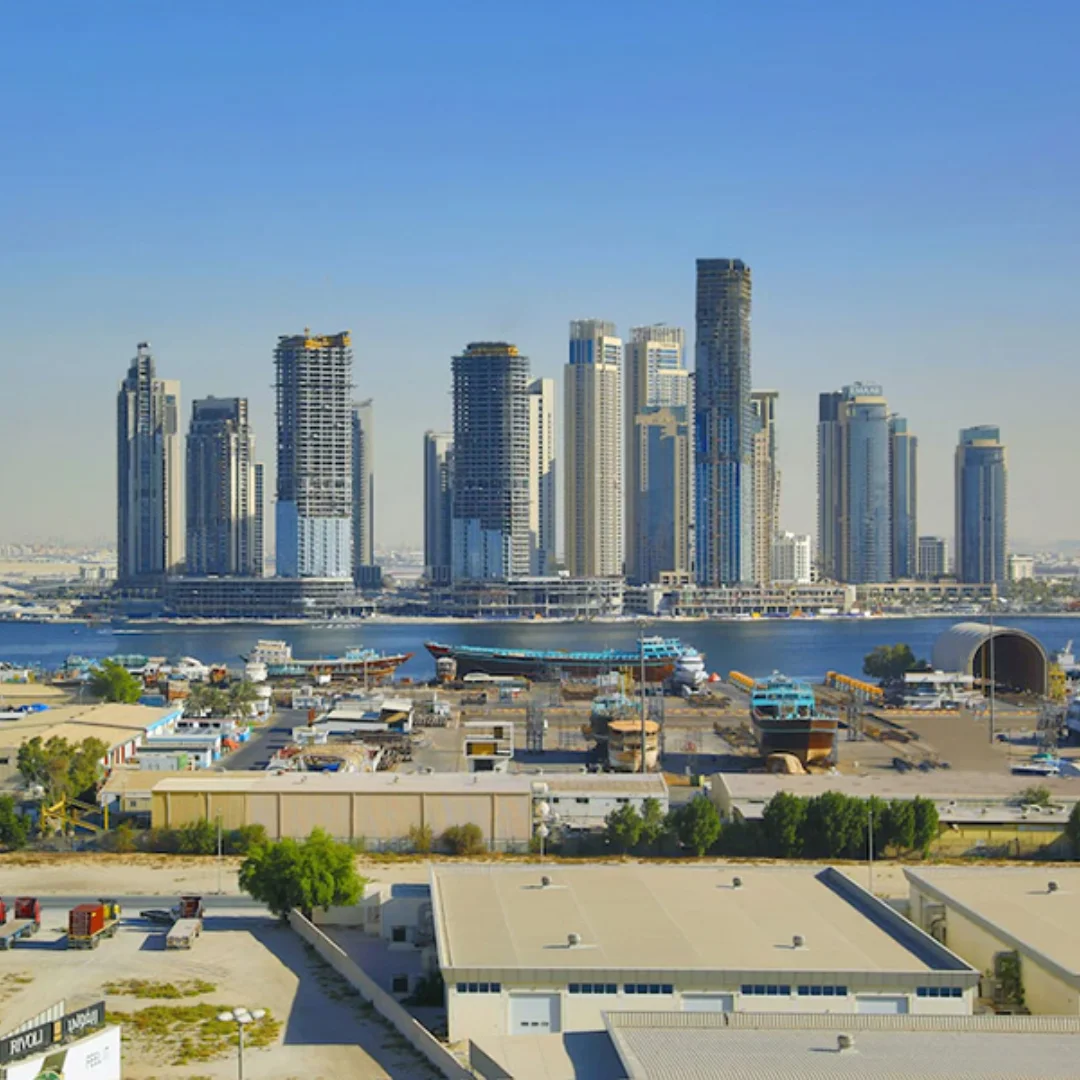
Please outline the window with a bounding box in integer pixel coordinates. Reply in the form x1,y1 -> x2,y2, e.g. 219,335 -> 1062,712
391,925 -> 407,943
917,986 -> 963,998
798,985 -> 846,997
392,975 -> 409,994
569,983 -> 617,995
456,982 -> 500,994
623,984 -> 672,995
576,797 -> 589,804
743,984 -> 790,996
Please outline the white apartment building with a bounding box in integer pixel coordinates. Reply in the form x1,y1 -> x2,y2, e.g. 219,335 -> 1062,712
565,320 -> 623,578
527,378 -> 556,575
771,532 -> 812,584
1009,554 -> 1035,581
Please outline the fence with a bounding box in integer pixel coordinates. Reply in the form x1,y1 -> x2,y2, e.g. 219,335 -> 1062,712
288,910 -> 471,1080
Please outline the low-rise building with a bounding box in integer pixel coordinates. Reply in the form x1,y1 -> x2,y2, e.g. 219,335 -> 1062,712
431,863 -> 976,1042
427,577 -> 624,618
711,772 -> 1079,857
906,867 -> 1080,1015
624,582 -> 855,618
535,773 -> 669,830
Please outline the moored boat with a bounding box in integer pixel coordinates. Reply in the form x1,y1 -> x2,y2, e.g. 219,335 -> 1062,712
424,637 -> 695,682
242,640 -> 411,682
749,673 -> 838,764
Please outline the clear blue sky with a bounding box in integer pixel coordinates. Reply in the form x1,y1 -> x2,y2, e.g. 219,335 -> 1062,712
2,1 -> 1077,551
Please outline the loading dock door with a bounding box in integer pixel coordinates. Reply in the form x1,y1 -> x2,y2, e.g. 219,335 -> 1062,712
509,993 -> 561,1034
683,994 -> 735,1013
857,995 -> 909,1015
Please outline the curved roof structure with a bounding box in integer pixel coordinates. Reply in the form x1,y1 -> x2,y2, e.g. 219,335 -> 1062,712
932,622 -> 1047,696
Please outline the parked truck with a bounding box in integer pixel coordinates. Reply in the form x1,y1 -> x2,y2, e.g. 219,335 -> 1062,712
177,895 -> 204,920
67,899 -> 122,949
0,897 -> 41,949
166,917 -> 201,949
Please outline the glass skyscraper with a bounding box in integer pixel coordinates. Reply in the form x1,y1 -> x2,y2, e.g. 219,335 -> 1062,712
889,415 -> 918,580
695,258 -> 753,585
955,426 -> 1007,585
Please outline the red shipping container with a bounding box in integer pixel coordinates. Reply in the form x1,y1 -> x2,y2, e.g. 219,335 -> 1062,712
0,899 -> 7,924
69,903 -> 105,938
14,898 -> 40,922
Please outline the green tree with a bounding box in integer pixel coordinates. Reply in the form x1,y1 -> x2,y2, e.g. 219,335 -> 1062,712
673,797 -> 722,856
89,659 -> 143,703
912,796 -> 940,855
239,827 -> 365,919
408,823 -> 433,854
881,799 -> 916,853
604,803 -> 643,854
637,797 -> 667,852
185,683 -> 229,717
226,823 -> 269,855
17,735 -> 109,801
862,644 -> 929,683
1019,786 -> 1052,807
803,792 -> 864,858
176,819 -> 219,855
1066,803 -> 1080,857
0,795 -> 29,850
761,792 -> 808,857
441,823 -> 486,855
227,680 -> 260,719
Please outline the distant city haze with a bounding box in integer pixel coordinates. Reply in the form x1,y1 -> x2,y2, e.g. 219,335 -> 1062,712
1,5 -> 1077,549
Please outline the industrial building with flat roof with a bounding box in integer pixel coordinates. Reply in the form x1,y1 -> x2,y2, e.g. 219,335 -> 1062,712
150,771 -> 534,849
907,867 -> 1080,1015
0,702 -> 180,783
431,863 -> 975,1042
712,771 -> 1079,857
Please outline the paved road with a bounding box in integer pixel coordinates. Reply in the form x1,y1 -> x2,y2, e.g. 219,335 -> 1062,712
224,709 -> 302,770
33,895 -> 266,915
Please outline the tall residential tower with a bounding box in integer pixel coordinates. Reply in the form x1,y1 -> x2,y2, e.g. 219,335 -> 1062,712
889,415 -> 918,580
117,342 -> 183,583
274,331 -> 354,578
423,431 -> 454,583
352,399 -> 375,579
451,342 -> 531,580
955,426 -> 1007,585
750,390 -> 780,584
565,319 -> 623,578
185,396 -> 260,577
695,258 -> 753,585
527,378 -> 556,575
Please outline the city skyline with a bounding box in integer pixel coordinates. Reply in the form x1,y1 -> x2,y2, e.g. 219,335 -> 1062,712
3,6 -> 1078,550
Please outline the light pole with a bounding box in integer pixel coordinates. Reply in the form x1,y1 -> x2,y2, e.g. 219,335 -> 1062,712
638,618 -> 648,775
216,811 -> 224,895
867,801 -> 874,895
217,1007 -> 266,1080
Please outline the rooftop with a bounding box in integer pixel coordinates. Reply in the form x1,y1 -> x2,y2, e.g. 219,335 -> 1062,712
0,703 -> 179,751
431,864 -> 968,977
151,771 -> 535,796
906,867 -> 1080,982
537,774 -> 669,797
605,1012 -> 1080,1080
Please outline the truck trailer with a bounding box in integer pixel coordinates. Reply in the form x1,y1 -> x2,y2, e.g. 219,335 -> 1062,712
0,897 -> 41,949
67,899 -> 122,949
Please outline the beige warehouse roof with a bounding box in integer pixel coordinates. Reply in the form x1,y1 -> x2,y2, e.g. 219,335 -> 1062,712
151,771 -> 535,795
0,703 -> 177,751
906,867 -> 1080,982
431,864 -> 962,975
536,774 -> 669,796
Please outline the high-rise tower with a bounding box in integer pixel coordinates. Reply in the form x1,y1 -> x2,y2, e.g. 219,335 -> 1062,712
423,431 -> 454,583
352,399 -> 375,577
274,331 -> 354,578
185,396 -> 259,577
816,391 -> 844,581
750,390 -> 780,584
565,319 -> 623,578
889,415 -> 918,580
527,378 -> 556,575
955,426 -> 1007,585
451,342 -> 531,580
695,258 -> 753,585
117,342 -> 183,583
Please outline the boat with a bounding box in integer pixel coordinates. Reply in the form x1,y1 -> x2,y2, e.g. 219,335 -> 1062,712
424,637 -> 696,682
1053,641 -> 1079,679
241,640 -> 412,682
749,673 -> 838,764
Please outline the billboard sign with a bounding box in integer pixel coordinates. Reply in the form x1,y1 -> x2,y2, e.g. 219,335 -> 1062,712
4,1025 -> 120,1080
0,1003 -> 106,1066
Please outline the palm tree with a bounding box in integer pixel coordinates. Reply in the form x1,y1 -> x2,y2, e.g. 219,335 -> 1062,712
227,680 -> 259,720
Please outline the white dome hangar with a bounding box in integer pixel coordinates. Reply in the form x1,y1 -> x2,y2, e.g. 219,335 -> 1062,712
931,622 -> 1048,696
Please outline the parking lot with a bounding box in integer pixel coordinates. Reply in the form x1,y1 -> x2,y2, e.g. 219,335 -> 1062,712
0,892 -> 440,1080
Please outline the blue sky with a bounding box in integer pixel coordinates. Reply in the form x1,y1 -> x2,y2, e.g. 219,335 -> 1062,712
2,1 -> 1077,550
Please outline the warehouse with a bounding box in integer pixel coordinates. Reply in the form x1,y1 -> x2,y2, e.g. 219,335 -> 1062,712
150,771 -> 534,849
0,702 -> 181,783
431,863 -> 976,1042
712,771 -> 1078,857
535,773 -> 669,830
906,867 -> 1080,1015
932,622 -> 1048,696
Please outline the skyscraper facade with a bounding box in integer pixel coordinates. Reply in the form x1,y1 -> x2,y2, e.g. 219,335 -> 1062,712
451,342 -> 531,580
274,331 -> 354,578
917,535 -> 949,580
185,396 -> 259,577
771,532 -> 812,584
352,399 -> 375,577
625,325 -> 691,584
527,378 -> 556,575
117,342 -> 183,583
252,462 -> 265,577
818,383 -> 891,584
750,390 -> 780,584
423,431 -> 454,583
565,319 -> 623,578
816,391 -> 844,581
889,415 -> 918,580
695,258 -> 753,585
955,426 -> 1007,585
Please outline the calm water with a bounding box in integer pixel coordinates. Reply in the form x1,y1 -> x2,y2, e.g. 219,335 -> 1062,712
1,615 -> 1077,682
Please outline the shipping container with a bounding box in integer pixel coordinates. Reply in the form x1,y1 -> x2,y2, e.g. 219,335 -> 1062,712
13,897 -> 41,922
69,903 -> 106,938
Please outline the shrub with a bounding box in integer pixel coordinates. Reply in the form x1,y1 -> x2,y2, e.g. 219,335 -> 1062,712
441,823 -> 485,856
0,795 -> 29,850
102,822 -> 138,854
408,824 -> 433,854
225,824 -> 268,855
175,820 -> 218,855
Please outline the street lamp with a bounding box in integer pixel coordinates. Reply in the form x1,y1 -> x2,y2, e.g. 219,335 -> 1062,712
217,1007 -> 266,1080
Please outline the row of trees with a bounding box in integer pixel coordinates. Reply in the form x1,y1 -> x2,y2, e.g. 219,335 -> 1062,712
17,735 -> 109,802
862,644 -> 931,682
604,796 -> 722,857
185,680 -> 260,719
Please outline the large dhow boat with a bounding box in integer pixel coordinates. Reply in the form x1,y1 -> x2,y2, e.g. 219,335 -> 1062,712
424,637 -> 693,682
242,640 -> 412,683
749,673 -> 838,764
